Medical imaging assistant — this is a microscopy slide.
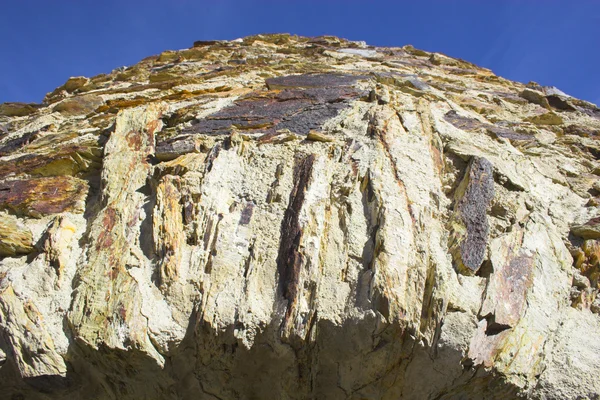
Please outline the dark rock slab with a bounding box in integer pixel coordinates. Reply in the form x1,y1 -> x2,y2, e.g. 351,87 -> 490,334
547,95 -> 577,111
158,78 -> 367,158
444,110 -> 486,131
445,111 -> 535,143
0,176 -> 88,217
307,36 -> 342,47
564,124 -> 600,138
0,124 -> 56,157
0,130 -> 42,157
277,102 -> 347,134
487,125 -> 533,142
265,73 -> 366,90
0,141 -> 101,178
450,157 -> 495,274
155,135 -> 200,161
184,86 -> 365,136
192,40 -> 221,48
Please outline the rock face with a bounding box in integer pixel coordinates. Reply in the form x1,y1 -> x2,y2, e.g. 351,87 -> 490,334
0,34 -> 599,399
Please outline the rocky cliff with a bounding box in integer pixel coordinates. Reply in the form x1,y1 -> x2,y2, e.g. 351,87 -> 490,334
0,34 -> 599,399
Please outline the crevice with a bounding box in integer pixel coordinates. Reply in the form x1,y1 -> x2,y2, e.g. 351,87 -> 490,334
418,256 -> 439,338
242,238 -> 256,297
354,172 -> 381,310
275,153 -> 315,316
203,213 -> 223,275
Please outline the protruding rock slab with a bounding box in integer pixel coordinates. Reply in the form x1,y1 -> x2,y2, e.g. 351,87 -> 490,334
0,285 -> 67,378
0,213 -> 33,256
0,176 -> 88,217
265,73 -> 366,89
52,95 -> 104,116
0,138 -> 102,177
444,110 -> 533,142
571,217 -> 600,240
0,102 -> 38,117
449,157 -> 494,274
481,236 -> 534,330
69,103 -> 171,363
181,85 -> 366,136
153,175 -> 185,289
520,88 -> 550,109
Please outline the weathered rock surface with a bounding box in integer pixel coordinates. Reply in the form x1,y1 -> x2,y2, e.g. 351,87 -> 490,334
0,33 -> 599,399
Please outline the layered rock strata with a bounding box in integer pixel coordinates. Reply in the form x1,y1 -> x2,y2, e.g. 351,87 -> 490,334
0,34 -> 599,399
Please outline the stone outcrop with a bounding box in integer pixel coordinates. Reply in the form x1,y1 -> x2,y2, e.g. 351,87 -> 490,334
0,34 -> 599,399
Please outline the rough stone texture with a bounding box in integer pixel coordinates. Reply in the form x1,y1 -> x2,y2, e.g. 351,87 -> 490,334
0,33 -> 599,399
0,176 -> 88,217
0,213 -> 33,256
449,156 -> 495,274
571,217 -> 600,239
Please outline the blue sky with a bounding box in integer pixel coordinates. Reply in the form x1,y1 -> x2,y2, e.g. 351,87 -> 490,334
1,1 -> 599,105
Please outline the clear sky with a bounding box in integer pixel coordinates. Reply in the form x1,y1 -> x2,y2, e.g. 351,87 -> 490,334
1,1 -> 599,105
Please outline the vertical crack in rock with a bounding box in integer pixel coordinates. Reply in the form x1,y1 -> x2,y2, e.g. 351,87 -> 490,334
449,157 -> 494,274
364,107 -> 428,330
354,172 -> 380,309
369,109 -> 417,224
276,154 -> 315,338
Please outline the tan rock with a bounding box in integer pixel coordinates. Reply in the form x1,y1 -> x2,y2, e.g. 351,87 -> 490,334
52,94 -> 104,116
525,111 -> 564,125
571,217 -> 600,239
0,34 -> 598,400
0,213 -> 33,256
0,102 -> 37,117
63,76 -> 89,93
520,88 -> 551,109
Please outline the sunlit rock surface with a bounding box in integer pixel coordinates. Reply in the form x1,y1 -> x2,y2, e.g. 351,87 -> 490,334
0,34 -> 599,399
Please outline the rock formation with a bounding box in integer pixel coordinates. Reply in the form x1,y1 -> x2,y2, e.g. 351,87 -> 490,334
0,34 -> 599,399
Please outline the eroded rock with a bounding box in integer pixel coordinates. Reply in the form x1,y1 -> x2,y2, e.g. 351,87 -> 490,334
0,34 -> 599,400
0,213 -> 33,256
571,217 -> 600,239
